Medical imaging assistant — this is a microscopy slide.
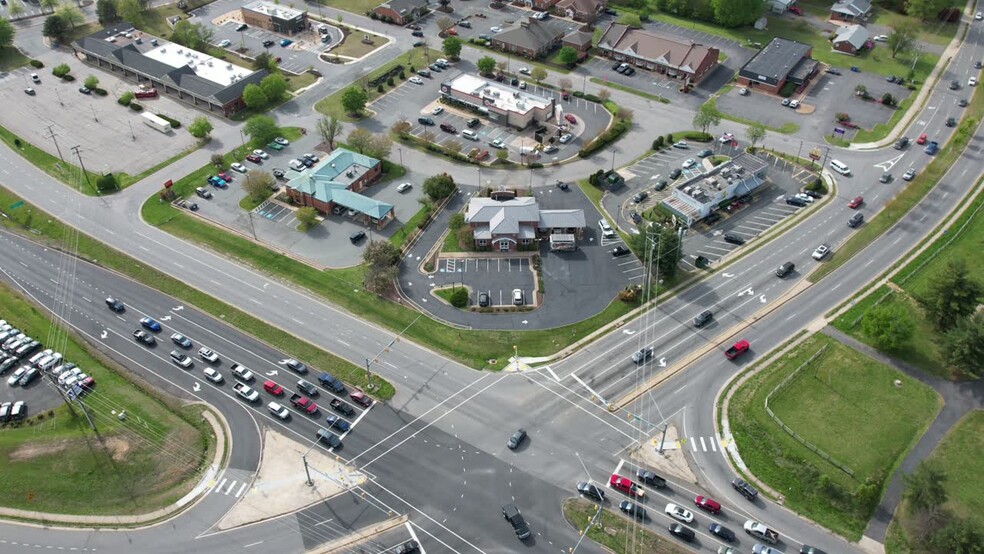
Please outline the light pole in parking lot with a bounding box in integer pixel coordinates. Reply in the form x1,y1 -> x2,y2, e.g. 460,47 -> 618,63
397,146 -> 403,168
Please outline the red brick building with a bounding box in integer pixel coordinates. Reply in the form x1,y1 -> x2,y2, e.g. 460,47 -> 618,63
285,148 -> 395,228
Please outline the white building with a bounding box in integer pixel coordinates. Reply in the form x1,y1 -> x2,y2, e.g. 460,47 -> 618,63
660,154 -> 769,226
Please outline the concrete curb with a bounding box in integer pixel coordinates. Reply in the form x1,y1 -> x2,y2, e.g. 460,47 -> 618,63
309,514 -> 409,553
0,405 -> 230,528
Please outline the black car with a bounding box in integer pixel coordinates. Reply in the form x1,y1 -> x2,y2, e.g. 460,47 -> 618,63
786,196 -> 807,207
669,168 -> 682,179
170,333 -> 192,348
605,7 -> 617,15
611,61 -> 622,71
894,137 -> 909,150
654,179 -> 668,191
577,481 -> 605,502
703,212 -> 721,225
619,500 -> 646,520
630,212 -> 642,224
693,310 -> 713,328
623,66 -> 635,76
507,428 -> 527,450
950,79 -> 960,90
636,469 -> 666,488
478,292 -> 489,307
959,98 -> 968,107
800,546 -> 827,554
709,522 -> 735,541
412,40 -> 425,47
417,116 -> 435,126
262,39 -> 275,47
631,191 -> 648,203
285,359 -> 308,374
235,23 -> 248,31
612,246 -> 631,257
105,297 -> 125,312
732,477 -> 759,500
272,168 -> 286,180
411,30 -> 424,37
631,347 -> 654,364
316,429 -> 342,448
723,232 -> 745,245
502,504 -> 531,540
395,540 -> 420,554
133,329 -> 156,346
826,67 -> 842,75
349,231 -> 366,244
466,118 -> 480,128
668,523 -> 695,542
946,117 -> 956,127
804,189 -> 823,199
880,172 -> 892,183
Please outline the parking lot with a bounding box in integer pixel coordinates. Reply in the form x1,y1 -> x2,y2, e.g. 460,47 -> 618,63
433,257 -> 535,307
0,63 -> 198,176
368,60 -> 611,164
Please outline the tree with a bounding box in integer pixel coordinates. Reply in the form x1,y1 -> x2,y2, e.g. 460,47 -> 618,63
40,0 -> 59,14
52,63 -> 71,78
476,56 -> 497,76
442,36 -> 462,59
617,107 -> 634,121
242,83 -> 269,108
495,149 -> 509,162
188,116 -> 214,140
629,225 -> 683,280
930,518 -> 984,554
347,128 -> 373,154
243,115 -> 279,146
920,259 -> 984,331
449,212 -> 465,230
437,0 -> 451,10
253,52 -> 275,72
882,93 -> 896,107
746,121 -> 766,148
341,86 -> 368,115
117,0 -> 142,24
363,240 -> 401,293
559,77 -> 573,91
860,302 -> 915,350
42,14 -> 69,43
530,67 -> 548,84
96,0 -> 119,24
887,21 -> 918,58
56,3 -> 84,28
941,312 -> 984,378
710,0 -> 762,27
260,73 -> 288,103
242,171 -> 275,201
436,16 -> 454,32
423,173 -> 456,200
905,0 -> 951,21
295,206 -> 319,231
598,88 -> 611,102
366,134 -> 392,160
84,75 -> 99,90
692,103 -> 721,134
618,13 -> 642,27
0,19 -> 13,49
316,115 -> 342,149
444,139 -> 463,154
558,46 -> 579,67
7,0 -> 25,19
210,154 -> 225,168
170,20 -> 213,51
903,460 -> 947,514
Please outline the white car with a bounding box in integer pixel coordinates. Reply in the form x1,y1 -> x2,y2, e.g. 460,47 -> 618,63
558,133 -> 573,144
490,26 -> 502,33
812,244 -> 831,260
682,158 -> 696,169
7,367 -> 27,386
231,162 -> 248,173
217,39 -> 232,47
275,137 -> 289,146
397,183 -> 412,193
267,401 -> 290,420
903,168 -> 916,181
31,73 -> 40,83
664,503 -> 694,523
432,106 -> 444,115
794,193 -> 814,203
408,76 -> 424,85
738,87 -> 748,95
203,367 -> 223,383
518,67 -> 531,75
490,138 -> 506,149
199,347 -> 220,363
598,219 -> 616,239
873,34 -> 888,42
977,11 -> 983,19
252,149 -> 269,159
672,140 -> 689,149
969,77 -> 978,86
719,133 -> 734,143
789,99 -> 800,109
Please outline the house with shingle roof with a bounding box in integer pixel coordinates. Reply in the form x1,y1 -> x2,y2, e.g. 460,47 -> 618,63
556,0 -> 607,24
373,0 -> 429,25
286,148 -> 395,228
465,196 -> 585,251
832,24 -> 868,54
491,17 -> 571,59
596,23 -> 720,85
829,0 -> 871,22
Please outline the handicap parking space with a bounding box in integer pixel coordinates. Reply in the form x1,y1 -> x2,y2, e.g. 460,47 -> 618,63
254,200 -> 296,225
434,257 -> 536,307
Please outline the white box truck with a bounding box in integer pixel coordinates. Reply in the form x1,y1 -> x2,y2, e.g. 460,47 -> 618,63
141,112 -> 171,133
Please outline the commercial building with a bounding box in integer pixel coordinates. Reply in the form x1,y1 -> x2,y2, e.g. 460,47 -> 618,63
440,72 -> 555,130
465,196 -> 585,252
241,1 -> 307,36
373,0 -> 429,25
556,0 -> 607,24
660,154 -> 769,226
490,17 -> 570,59
597,23 -> 720,85
285,148 -> 395,229
737,37 -> 818,95
72,25 -> 266,116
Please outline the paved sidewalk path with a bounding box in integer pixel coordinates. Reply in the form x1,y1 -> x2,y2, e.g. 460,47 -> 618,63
821,326 -> 984,542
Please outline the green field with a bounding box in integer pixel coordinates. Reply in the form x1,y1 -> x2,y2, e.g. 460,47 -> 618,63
0,281 -> 211,515
0,47 -> 31,72
562,498 -> 691,554
728,333 -> 941,538
320,0 -> 383,15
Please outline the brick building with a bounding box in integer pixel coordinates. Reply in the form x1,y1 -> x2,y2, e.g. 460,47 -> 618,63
241,1 -> 307,36
285,148 -> 395,228
737,37 -> 819,95
596,23 -> 720,85
373,0 -> 429,25
465,196 -> 585,252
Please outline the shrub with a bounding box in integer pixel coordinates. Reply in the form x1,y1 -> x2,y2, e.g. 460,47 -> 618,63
30,60 -> 44,68
578,119 -> 630,158
618,286 -> 638,303
449,287 -> 468,308
665,133 -> 674,144
129,102 -> 143,112
52,64 -> 70,78
156,113 -> 181,129
835,112 -> 850,122
93,88 -> 108,96
387,77 -> 395,86
652,135 -> 664,149
377,84 -> 384,93
118,91 -> 134,106
96,173 -> 118,192
681,131 -> 712,142
528,162 -> 543,169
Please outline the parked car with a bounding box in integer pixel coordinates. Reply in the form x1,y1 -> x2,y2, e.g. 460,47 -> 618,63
350,390 -> 373,407
507,428 -> 527,449
195,187 -> 212,199
230,162 -> 248,173
612,245 -> 631,257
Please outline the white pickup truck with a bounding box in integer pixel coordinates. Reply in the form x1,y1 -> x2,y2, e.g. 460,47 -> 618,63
231,363 -> 254,382
744,520 -> 779,545
233,383 -> 259,403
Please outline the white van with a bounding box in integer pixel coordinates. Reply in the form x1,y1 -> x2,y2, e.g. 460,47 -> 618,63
288,159 -> 306,171
462,129 -> 479,141
829,159 -> 851,175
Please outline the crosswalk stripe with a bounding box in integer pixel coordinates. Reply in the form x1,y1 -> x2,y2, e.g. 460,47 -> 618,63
699,437 -> 707,451
224,480 -> 237,494
711,439 -> 718,452
213,478 -> 227,494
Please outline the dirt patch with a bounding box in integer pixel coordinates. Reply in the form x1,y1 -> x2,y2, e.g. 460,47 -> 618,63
8,436 -> 132,462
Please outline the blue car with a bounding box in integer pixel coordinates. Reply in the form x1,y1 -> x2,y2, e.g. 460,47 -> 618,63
325,414 -> 350,432
207,175 -> 228,189
140,317 -> 162,332
280,38 -> 292,47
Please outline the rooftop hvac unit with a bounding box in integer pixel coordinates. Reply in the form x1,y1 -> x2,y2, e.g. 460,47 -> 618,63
683,186 -> 692,195
160,47 -> 166,53
227,64 -> 234,70
517,102 -> 525,109
208,61 -> 213,67
493,91 -> 500,97
721,167 -> 732,177
346,171 -> 354,177
177,48 -> 183,54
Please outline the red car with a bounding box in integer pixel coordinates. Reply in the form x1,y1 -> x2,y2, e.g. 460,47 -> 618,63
446,28 -> 458,35
246,153 -> 261,163
848,196 -> 864,209
263,380 -> 284,396
564,113 -> 577,124
916,133 -> 928,145
788,6 -> 803,15
217,172 -> 232,181
694,495 -> 721,514
350,390 -> 373,408
609,474 -> 645,497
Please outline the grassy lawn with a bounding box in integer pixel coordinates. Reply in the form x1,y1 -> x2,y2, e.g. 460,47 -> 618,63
463,42 -> 572,75
0,122 -> 102,196
388,204 -> 430,251
331,27 -> 388,59
0,281 -> 211,515
729,333 -> 941,539
442,226 -> 464,253
0,47 -> 31,72
562,498 -> 692,554
315,49 -> 444,121
589,77 -> 671,104
316,0 -> 383,14
286,71 -> 318,92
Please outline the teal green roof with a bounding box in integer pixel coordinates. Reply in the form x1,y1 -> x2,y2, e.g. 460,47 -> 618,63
286,148 -> 393,220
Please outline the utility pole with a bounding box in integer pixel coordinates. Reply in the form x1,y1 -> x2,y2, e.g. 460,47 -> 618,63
128,119 -> 136,141
657,422 -> 668,454
71,145 -> 93,191
247,210 -> 257,240
45,125 -> 65,162
302,454 -> 313,486
90,105 -> 98,122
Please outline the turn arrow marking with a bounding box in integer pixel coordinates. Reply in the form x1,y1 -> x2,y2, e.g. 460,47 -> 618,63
622,329 -> 636,335
723,273 -> 735,278
760,294 -> 767,303
174,305 -> 184,311
658,357 -> 666,367
265,370 -> 278,376
100,330 -> 108,339
160,315 -> 171,321
737,287 -> 754,297
192,383 -> 201,392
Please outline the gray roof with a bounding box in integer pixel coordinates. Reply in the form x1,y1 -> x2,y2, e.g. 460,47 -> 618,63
739,37 -> 812,83
381,0 -> 428,15
466,197 -> 540,233
830,0 -> 871,17
538,209 -> 586,229
493,17 -> 570,51
833,24 -> 868,49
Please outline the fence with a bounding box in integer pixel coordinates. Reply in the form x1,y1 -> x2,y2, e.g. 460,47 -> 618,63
763,344 -> 856,477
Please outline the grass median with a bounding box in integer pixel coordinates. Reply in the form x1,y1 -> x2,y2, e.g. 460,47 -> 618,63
562,498 -> 691,554
728,333 -> 941,539
0,280 -> 212,516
